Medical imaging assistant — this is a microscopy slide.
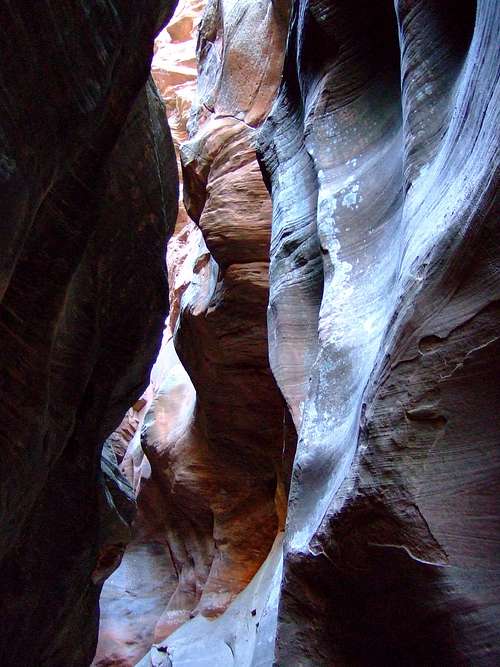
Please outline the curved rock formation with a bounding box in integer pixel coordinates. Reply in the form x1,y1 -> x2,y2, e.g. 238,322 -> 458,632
147,1 -> 499,665
96,1 -> 291,663
0,3 -> 179,665
3,1 -> 498,665
94,5 -> 207,662
160,0 -> 291,634
257,0 -> 500,664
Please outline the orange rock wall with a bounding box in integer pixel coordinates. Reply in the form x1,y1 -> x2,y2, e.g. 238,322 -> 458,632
95,1 -> 291,663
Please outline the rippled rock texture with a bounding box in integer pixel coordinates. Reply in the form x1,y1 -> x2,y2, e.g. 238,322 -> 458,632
96,1 -> 291,664
0,2 -> 178,665
4,0 -> 498,665
163,0 -> 292,634
143,0 -> 499,665
257,0 -> 500,664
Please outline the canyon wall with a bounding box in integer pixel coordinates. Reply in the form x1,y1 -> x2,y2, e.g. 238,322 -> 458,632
147,1 -> 500,666
172,0 -> 291,626
259,0 -> 500,665
93,4 -> 203,662
96,1 -> 292,664
1,1 -> 498,666
0,2 -> 179,665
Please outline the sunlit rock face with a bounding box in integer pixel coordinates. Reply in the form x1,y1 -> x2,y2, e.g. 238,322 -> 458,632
258,0 -> 500,664
0,2 -> 178,665
137,2 -> 293,664
167,0 -> 291,633
153,0 -> 206,148
152,0 -> 207,237
97,1 -> 291,664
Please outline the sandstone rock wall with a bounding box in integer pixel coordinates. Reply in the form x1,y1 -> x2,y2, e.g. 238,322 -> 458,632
0,3 -> 179,665
258,0 -> 500,664
168,0 -> 292,631
94,4 -> 205,662
2,1 -> 497,665
147,1 -> 499,665
96,1 -> 291,664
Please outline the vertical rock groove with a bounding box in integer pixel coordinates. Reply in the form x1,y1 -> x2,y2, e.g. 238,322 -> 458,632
258,0 -> 499,664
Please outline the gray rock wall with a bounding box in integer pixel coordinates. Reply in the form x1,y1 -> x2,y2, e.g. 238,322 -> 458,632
258,0 -> 500,664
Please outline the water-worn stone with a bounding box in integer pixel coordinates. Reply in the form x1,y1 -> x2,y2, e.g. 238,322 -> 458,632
162,0 -> 290,636
258,1 -> 500,664
4,0 -> 498,665
144,1 -> 499,665
111,1 -> 292,664
0,2 -> 178,664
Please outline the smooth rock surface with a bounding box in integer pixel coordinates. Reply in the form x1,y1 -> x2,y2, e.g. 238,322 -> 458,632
165,0 -> 291,634
139,1 -> 499,665
6,1 -> 497,665
102,1 -> 292,664
258,0 -> 500,664
0,2 -> 178,665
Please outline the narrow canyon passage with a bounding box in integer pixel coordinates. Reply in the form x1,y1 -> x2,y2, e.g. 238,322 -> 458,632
94,2 -> 292,662
0,1 -> 498,667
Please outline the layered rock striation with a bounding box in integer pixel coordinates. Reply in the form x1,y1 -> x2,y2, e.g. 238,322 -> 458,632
143,1 -> 499,665
160,0 -> 292,636
96,1 -> 291,664
0,2 -> 179,665
258,0 -> 500,664
2,1 -> 498,665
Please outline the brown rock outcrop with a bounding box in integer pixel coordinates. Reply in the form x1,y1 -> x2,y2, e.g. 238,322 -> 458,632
153,0 -> 206,148
96,1 -> 291,664
0,3 -> 179,665
160,0 -> 291,631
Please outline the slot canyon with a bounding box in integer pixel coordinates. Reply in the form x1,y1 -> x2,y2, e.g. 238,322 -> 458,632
0,1 -> 498,666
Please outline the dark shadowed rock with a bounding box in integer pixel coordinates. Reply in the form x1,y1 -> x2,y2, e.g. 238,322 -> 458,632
0,2 -> 178,664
